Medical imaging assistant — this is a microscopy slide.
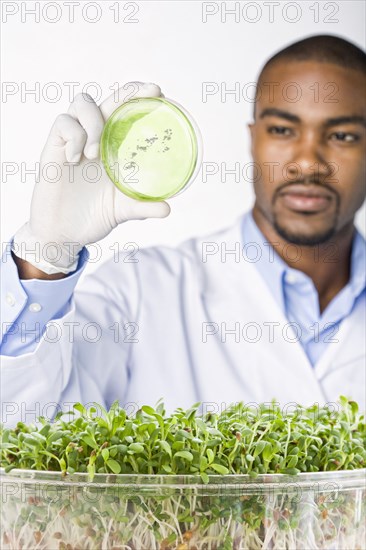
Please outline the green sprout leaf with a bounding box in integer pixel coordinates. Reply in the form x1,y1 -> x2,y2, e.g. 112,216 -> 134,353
210,463 -> 230,475
106,459 -> 122,474
174,451 -> 194,462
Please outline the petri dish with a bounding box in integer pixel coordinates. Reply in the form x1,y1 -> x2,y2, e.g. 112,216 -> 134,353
100,97 -> 202,201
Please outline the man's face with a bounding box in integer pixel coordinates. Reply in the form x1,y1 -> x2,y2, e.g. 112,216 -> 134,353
249,60 -> 366,245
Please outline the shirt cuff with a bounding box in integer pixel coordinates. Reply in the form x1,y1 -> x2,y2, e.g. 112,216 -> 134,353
1,243 -> 89,356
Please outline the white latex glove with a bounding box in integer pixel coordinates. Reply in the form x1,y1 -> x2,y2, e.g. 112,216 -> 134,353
13,82 -> 171,274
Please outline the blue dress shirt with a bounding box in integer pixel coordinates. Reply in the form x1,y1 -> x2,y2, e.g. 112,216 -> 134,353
242,211 -> 366,366
1,245 -> 89,356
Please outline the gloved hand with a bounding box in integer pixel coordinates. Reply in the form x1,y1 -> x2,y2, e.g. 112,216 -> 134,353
12,82 -> 171,275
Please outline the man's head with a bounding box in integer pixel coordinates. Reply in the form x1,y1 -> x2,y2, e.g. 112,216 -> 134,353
249,34 -> 366,246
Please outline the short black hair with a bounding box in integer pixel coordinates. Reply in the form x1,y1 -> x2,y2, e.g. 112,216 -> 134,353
253,34 -> 366,118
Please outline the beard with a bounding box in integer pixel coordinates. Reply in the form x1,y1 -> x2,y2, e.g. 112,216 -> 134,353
272,204 -> 340,246
273,220 -> 336,246
270,183 -> 341,246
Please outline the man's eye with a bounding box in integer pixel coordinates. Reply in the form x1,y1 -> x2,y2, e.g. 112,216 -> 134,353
329,132 -> 359,142
267,126 -> 293,136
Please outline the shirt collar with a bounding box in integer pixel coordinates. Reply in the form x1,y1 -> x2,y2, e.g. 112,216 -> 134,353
242,209 -> 366,309
348,229 -> 366,298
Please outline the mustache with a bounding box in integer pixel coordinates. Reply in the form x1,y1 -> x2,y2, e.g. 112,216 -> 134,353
274,180 -> 339,197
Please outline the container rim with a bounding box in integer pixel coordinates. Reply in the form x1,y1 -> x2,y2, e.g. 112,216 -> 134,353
1,467 -> 365,491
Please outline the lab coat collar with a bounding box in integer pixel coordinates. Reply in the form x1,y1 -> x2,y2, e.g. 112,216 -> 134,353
197,213 -> 364,401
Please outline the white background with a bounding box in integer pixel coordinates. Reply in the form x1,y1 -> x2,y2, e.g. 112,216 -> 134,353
1,0 -> 365,272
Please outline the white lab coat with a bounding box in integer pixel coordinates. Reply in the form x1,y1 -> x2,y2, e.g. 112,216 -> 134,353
1,216 -> 365,425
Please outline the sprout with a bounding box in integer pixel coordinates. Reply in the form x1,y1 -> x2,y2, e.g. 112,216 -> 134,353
0,396 -> 365,549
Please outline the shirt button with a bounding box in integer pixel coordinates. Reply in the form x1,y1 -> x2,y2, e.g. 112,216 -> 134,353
286,273 -> 298,284
5,292 -> 16,306
29,303 -> 42,313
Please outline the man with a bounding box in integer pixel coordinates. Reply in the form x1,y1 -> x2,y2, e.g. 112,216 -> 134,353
1,34 -> 365,425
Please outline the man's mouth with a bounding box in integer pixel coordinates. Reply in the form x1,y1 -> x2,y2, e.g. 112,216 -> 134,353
277,184 -> 334,213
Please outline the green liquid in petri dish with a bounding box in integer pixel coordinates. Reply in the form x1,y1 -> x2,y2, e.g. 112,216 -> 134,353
101,97 -> 201,201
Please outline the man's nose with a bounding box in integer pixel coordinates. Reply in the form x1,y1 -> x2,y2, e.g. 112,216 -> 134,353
287,133 -> 331,180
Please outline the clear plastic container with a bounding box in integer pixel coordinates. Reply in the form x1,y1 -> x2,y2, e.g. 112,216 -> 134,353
1,468 -> 365,549
100,97 -> 202,201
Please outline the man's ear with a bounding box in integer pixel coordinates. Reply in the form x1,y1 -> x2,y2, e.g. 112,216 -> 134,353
247,122 -> 255,156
